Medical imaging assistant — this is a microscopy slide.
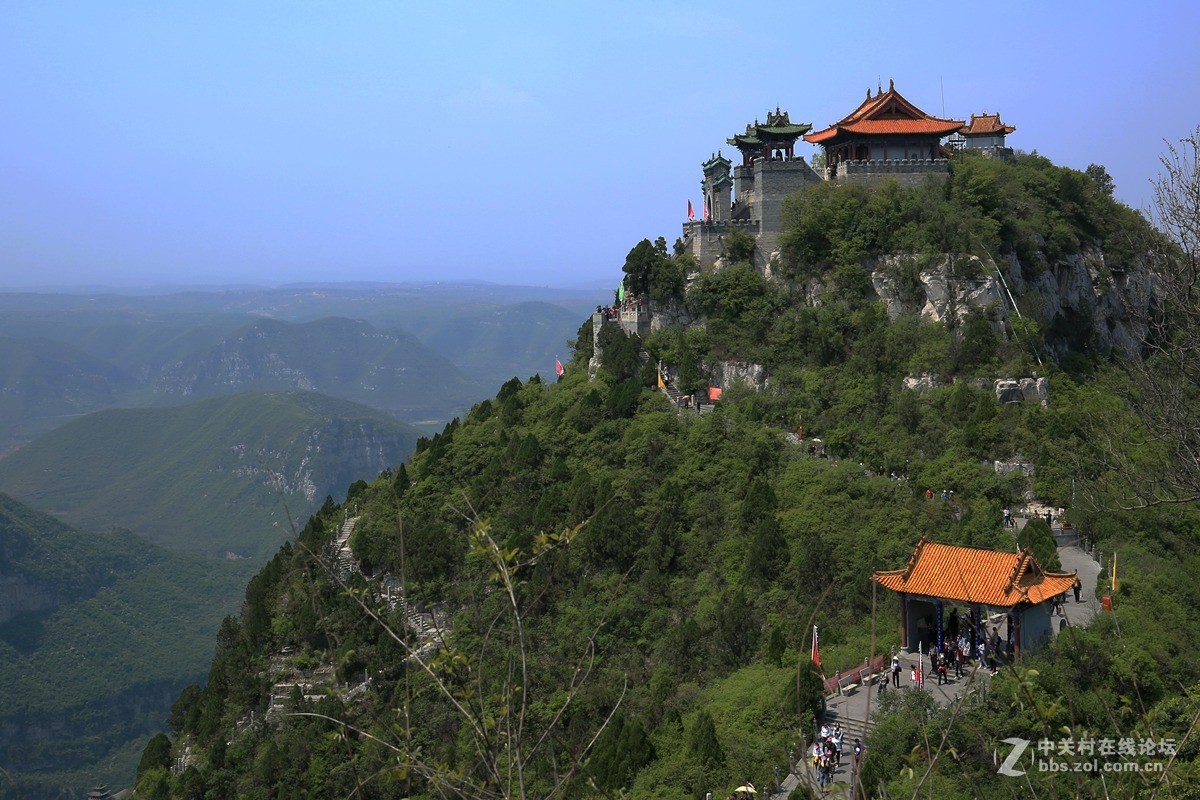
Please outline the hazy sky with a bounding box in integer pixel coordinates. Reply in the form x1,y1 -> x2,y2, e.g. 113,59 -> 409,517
2,2 -> 1197,290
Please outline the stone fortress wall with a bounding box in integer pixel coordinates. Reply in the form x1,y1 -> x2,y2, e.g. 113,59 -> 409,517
836,157 -> 950,186
752,157 -> 823,266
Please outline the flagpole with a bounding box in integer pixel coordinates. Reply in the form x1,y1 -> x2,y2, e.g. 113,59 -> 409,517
919,641 -> 923,689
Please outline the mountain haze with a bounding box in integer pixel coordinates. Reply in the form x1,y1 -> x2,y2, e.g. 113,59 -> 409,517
154,316 -> 479,420
0,336 -> 139,455
400,300 -> 588,386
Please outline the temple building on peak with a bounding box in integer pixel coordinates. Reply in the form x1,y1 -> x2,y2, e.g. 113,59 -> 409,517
804,80 -> 964,182
681,82 -> 1014,270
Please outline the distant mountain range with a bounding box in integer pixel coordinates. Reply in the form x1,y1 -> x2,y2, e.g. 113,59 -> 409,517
0,492 -> 257,795
0,390 -> 419,559
0,284 -> 602,450
154,316 -> 478,419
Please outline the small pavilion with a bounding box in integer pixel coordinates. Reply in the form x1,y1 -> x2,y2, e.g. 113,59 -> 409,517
871,537 -> 1078,661
958,112 -> 1017,149
726,108 -> 812,165
804,81 -> 964,176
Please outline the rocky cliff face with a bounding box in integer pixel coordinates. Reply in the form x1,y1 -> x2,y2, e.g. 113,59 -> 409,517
703,360 -> 770,392
867,247 -> 1156,359
309,418 -> 407,504
1000,249 -> 1156,358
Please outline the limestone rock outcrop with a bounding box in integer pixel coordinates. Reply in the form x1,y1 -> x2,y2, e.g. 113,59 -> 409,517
704,360 -> 769,392
902,373 -> 947,394
994,377 -> 1049,406
866,247 -> 1156,359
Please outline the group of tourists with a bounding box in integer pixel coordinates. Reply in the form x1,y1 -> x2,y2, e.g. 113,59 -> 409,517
810,723 -> 843,788
1051,578 -> 1084,616
889,628 -> 1007,690
598,293 -> 647,319
808,722 -> 863,789
1002,505 -> 1069,530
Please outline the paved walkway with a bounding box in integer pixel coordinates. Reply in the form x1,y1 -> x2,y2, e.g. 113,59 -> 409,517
1054,537 -> 1103,634
767,538 -> 1103,799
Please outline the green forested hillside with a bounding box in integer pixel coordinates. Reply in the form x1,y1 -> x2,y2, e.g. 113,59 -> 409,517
143,363 -> 1200,800
0,493 -> 257,798
141,152 -> 1200,799
0,492 -> 150,616
0,391 -> 419,558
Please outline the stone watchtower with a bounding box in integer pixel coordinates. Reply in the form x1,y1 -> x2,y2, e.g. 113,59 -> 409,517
701,152 -> 732,223
682,108 -> 821,270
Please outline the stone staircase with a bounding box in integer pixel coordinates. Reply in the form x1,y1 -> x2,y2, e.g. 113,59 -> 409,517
643,349 -> 716,414
378,574 -> 446,663
329,515 -> 360,583
326,519 -> 447,663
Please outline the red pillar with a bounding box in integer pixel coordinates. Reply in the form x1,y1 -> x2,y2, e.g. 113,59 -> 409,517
899,592 -> 908,649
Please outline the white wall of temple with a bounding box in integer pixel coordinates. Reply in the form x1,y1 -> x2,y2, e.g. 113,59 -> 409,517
867,139 -> 940,160
964,134 -> 1006,148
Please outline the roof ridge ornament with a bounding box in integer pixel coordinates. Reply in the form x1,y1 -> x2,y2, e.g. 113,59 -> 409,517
902,535 -> 928,581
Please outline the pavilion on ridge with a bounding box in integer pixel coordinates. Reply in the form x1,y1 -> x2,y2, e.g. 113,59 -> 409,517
726,108 -> 813,166
871,537 -> 1078,661
952,112 -> 1017,158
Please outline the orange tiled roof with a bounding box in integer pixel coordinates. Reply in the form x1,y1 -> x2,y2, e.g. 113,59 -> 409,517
806,118 -> 964,143
804,81 -> 965,145
961,113 -> 1016,137
871,537 -> 1077,607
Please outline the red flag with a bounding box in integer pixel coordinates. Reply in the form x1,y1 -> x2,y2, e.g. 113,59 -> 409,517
812,625 -> 821,668
703,200 -> 710,221
687,200 -> 695,220
555,358 -> 565,376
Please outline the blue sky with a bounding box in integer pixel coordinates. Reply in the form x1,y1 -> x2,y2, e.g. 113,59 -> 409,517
2,1 -> 1197,289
